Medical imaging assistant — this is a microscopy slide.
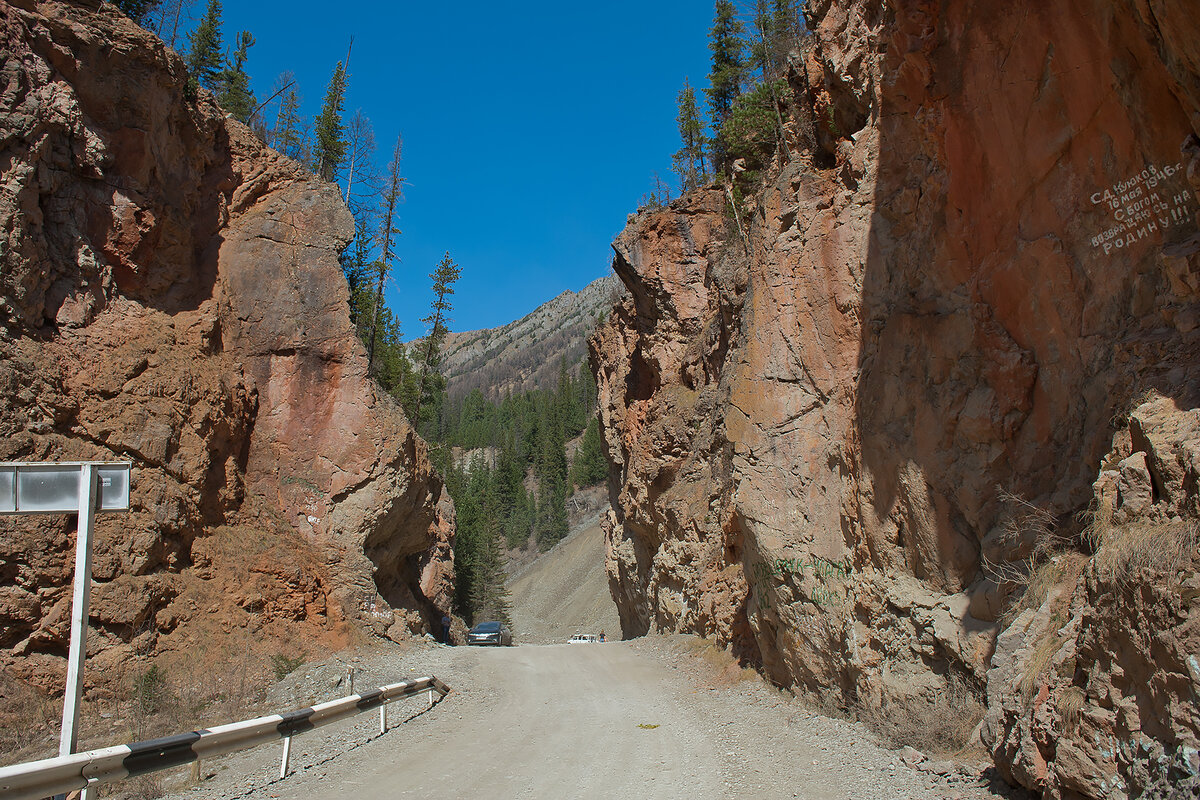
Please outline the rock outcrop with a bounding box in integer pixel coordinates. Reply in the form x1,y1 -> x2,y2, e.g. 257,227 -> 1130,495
591,0 -> 1200,796
0,0 -> 454,698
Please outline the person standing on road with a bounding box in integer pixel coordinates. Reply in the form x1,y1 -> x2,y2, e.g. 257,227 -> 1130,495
599,630 -> 605,643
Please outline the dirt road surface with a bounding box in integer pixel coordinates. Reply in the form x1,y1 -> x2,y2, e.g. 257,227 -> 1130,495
164,638 -> 1018,800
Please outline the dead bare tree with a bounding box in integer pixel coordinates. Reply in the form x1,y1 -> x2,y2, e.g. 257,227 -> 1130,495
344,110 -> 380,211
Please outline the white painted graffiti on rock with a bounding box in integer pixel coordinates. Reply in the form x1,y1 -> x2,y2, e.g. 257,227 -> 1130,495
1090,162 -> 1195,253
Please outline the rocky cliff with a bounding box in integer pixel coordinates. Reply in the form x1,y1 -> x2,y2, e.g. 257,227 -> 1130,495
0,0 -> 454,702
591,1 -> 1200,797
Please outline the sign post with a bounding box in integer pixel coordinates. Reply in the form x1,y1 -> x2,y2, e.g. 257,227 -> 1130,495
0,462 -> 131,800
60,464 -> 97,761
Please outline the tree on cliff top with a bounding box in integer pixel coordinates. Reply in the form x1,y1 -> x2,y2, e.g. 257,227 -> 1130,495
672,77 -> 708,192
186,0 -> 224,91
314,60 -> 349,182
705,0 -> 745,168
749,0 -> 803,81
113,0 -> 163,24
216,31 -> 256,122
270,74 -> 310,163
367,136 -> 403,378
344,110 -> 380,213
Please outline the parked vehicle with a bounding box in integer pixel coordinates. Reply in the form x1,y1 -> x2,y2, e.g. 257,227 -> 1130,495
568,633 -> 597,644
467,620 -> 513,646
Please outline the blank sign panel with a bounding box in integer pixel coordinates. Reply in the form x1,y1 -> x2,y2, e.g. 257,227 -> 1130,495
16,465 -> 81,513
96,465 -> 131,511
0,467 -> 13,513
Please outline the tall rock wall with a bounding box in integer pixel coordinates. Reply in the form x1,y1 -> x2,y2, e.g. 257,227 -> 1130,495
592,1 -> 1200,796
0,0 -> 454,697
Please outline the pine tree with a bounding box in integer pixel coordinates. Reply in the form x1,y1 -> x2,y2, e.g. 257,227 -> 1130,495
774,0 -> 803,44
747,0 -> 792,163
570,417 -> 608,489
413,253 -> 461,422
672,77 -> 707,192
314,61 -> 348,182
705,0 -> 745,170
749,0 -> 769,79
186,0 -> 224,91
469,479 -> 512,624
534,397 -> 569,550
216,31 -> 256,122
272,79 -> 307,162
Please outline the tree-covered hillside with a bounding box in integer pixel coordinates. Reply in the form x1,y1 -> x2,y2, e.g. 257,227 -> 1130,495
433,359 -> 607,625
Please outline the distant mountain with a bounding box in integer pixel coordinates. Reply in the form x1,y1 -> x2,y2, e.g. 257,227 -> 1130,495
439,274 -> 624,401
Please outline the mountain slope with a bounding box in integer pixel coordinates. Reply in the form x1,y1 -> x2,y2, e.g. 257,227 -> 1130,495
440,274 -> 623,400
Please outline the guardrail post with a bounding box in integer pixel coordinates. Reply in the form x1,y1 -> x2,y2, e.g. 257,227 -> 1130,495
427,689 -> 433,708
380,702 -> 387,734
280,736 -> 292,779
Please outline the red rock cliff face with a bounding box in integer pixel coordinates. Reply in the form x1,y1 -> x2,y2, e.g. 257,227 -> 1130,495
0,0 -> 454,696
592,1 -> 1200,796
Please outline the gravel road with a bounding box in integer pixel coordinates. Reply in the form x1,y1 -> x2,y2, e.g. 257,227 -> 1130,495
159,636 -> 1025,800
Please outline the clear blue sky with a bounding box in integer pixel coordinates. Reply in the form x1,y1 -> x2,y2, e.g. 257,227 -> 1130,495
219,1 -> 715,334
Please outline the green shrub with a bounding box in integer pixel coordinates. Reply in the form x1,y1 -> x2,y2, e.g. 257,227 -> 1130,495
717,80 -> 785,177
271,653 -> 306,681
133,664 -> 170,716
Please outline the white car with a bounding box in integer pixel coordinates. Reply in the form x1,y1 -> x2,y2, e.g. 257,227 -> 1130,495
568,633 -> 598,643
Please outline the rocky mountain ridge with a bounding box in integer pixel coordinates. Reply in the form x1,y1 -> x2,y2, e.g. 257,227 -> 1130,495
0,0 -> 454,701
438,274 -> 622,401
590,1 -> 1200,797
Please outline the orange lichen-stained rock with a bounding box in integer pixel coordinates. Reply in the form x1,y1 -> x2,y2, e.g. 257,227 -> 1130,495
0,0 -> 454,696
592,0 -> 1200,796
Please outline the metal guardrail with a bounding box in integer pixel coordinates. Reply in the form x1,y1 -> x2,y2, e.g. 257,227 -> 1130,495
0,675 -> 451,800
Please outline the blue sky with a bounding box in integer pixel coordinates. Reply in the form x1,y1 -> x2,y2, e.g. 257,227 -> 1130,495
219,1 -> 715,334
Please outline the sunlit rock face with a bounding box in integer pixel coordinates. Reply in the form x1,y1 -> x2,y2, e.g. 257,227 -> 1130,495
592,0 -> 1200,796
0,0 -> 454,692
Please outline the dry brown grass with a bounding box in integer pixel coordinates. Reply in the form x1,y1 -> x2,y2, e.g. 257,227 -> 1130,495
860,673 -> 986,757
983,490 -> 1078,621
683,637 -> 758,687
1058,685 -> 1086,733
0,671 -> 57,766
107,773 -> 165,800
997,488 -> 1068,560
1018,629 -> 1063,700
1086,514 -> 1198,587
1012,556 -> 1084,702
1109,387 -> 1160,429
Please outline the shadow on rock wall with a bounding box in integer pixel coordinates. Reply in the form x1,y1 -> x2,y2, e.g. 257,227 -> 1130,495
856,0 -> 1200,599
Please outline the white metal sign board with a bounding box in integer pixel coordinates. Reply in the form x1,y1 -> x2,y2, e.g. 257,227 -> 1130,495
0,462 -> 131,514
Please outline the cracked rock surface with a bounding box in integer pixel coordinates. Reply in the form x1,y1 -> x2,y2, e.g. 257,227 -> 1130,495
0,0 -> 454,701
